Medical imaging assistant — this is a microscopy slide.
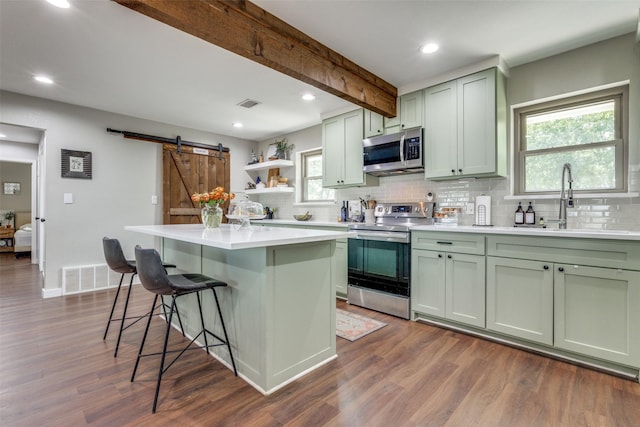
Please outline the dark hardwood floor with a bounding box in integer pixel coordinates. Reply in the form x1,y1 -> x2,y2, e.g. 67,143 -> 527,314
1,252 -> 638,426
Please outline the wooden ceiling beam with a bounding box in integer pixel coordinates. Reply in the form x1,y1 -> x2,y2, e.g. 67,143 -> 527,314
114,0 -> 398,117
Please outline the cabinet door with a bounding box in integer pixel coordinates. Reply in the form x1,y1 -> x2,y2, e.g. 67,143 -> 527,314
555,265 -> 640,367
411,249 -> 446,318
457,68 -> 496,176
322,115 -> 344,187
335,240 -> 348,297
364,110 -> 384,138
342,109 -> 366,186
384,97 -> 401,131
424,81 -> 457,179
486,257 -> 553,345
400,91 -> 423,130
445,253 -> 486,328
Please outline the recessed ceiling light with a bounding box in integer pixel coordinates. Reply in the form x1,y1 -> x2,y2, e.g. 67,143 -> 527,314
46,0 -> 70,8
420,43 -> 439,54
34,75 -> 54,84
302,93 -> 316,101
232,122 -> 243,128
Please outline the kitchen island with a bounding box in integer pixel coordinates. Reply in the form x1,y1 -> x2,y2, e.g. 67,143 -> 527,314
125,224 -> 354,394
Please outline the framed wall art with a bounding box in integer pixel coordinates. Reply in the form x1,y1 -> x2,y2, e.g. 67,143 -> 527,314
61,149 -> 92,179
3,182 -> 20,195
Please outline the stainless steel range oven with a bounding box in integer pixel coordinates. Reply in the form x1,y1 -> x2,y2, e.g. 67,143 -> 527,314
347,202 -> 434,319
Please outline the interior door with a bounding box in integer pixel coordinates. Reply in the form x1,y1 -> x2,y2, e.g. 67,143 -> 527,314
162,144 -> 230,224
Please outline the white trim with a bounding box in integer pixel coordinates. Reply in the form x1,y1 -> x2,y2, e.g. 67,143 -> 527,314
510,80 -> 630,110
295,147 -> 336,204
42,287 -> 62,298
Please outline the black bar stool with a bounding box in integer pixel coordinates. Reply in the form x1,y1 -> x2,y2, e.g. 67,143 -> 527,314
132,246 -> 237,413
102,237 -> 181,357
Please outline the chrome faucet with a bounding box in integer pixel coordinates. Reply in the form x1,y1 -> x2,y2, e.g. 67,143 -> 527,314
557,163 -> 575,229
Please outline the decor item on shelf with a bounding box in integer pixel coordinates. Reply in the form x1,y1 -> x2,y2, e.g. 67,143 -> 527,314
4,211 -> 15,228
191,186 -> 235,228
274,137 -> 294,160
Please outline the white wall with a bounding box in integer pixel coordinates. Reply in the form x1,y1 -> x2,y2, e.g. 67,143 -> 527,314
256,33 -> 640,230
0,91 -> 257,294
0,161 -> 32,211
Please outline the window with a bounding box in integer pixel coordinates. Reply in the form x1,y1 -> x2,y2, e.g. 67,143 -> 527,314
300,148 -> 335,202
514,86 -> 628,195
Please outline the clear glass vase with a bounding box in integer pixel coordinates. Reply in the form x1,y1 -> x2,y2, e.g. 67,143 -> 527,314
201,204 -> 223,228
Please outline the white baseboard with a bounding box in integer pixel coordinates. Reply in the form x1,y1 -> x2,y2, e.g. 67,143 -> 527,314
42,287 -> 63,298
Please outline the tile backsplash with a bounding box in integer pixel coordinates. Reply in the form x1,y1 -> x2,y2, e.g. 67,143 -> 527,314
254,173 -> 640,231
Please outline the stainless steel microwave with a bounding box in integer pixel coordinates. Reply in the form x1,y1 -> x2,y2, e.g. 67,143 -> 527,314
362,127 -> 423,176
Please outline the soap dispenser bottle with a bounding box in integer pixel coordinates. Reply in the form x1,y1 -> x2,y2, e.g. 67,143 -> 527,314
514,202 -> 524,225
525,202 -> 536,225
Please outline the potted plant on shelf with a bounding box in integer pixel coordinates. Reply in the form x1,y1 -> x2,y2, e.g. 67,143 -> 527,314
275,138 -> 294,160
4,211 -> 15,228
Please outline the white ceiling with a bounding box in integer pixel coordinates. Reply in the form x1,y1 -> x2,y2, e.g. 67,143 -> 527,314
1,0 -> 638,145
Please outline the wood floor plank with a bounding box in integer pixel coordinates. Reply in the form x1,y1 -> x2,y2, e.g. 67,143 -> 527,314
1,253 -> 639,426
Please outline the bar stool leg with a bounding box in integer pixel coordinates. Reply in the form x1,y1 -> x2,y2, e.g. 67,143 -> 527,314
103,273 -> 125,340
152,296 -> 177,413
131,294 -> 158,382
212,288 -> 237,376
113,273 -> 136,357
160,295 -> 186,337
196,292 -> 209,351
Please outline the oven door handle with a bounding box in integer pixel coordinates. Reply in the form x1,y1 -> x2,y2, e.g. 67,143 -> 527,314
352,231 -> 410,243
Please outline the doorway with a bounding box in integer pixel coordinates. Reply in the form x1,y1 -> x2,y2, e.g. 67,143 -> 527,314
0,123 -> 45,271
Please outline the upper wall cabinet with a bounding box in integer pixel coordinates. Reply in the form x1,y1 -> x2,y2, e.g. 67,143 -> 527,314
424,68 -> 507,180
365,95 -> 418,137
400,90 -> 424,130
364,109 -> 384,138
323,109 -> 379,189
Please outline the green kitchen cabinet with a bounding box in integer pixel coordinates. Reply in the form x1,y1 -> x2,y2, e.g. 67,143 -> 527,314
486,256 -> 554,345
364,109 -> 384,138
254,222 -> 350,298
384,97 -> 401,132
322,109 -> 379,188
412,232 -> 486,328
554,264 -> 640,367
399,90 -> 423,130
424,67 -> 507,180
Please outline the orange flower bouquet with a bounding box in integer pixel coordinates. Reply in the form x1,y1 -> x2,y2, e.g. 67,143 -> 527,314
191,187 -> 235,228
190,186 -> 235,207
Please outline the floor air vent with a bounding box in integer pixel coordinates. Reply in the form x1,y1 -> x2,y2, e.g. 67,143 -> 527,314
62,264 -> 137,295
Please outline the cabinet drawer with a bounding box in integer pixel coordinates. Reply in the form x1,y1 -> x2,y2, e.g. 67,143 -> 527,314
412,231 -> 485,255
487,235 -> 640,270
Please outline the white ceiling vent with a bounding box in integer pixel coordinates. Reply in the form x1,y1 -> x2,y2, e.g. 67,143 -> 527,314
237,99 -> 262,109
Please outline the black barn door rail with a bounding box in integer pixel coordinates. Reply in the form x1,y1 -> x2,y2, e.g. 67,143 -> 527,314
107,128 -> 228,158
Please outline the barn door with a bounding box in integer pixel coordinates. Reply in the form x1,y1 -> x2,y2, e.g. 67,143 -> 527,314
162,144 -> 230,224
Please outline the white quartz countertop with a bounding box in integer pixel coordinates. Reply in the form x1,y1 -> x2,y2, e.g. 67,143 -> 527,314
125,224 -> 355,250
252,219 -> 350,228
249,219 -> 640,241
410,225 -> 640,241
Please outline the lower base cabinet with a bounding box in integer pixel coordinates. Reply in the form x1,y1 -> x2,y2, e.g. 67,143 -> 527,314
487,256 -> 554,345
335,239 -> 348,297
555,264 -> 640,367
412,249 -> 485,328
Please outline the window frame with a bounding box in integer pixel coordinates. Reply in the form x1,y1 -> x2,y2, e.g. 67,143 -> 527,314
513,85 -> 628,195
296,147 -> 335,205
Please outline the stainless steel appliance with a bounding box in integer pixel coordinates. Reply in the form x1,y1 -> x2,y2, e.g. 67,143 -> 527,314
347,201 -> 434,319
362,127 -> 423,176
